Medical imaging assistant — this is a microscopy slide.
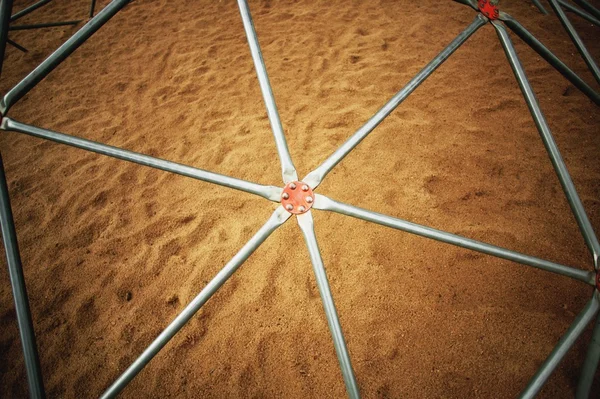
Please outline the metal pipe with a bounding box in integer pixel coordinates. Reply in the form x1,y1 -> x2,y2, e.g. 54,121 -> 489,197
575,312 -> 600,399
9,20 -> 81,31
297,211 -> 360,399
89,0 -> 96,18
7,38 -> 27,52
572,0 -> 600,20
313,194 -> 595,285
0,153 -> 46,399
547,0 -> 600,85
236,0 -> 298,184
452,0 -> 479,11
0,0 -> 131,114
302,14 -> 488,189
558,0 -> 600,26
1,118 -> 283,202
10,0 -> 52,22
530,0 -> 549,14
493,20 -> 600,268
100,206 -> 291,398
520,295 -> 600,399
0,0 -> 13,79
499,13 -> 600,106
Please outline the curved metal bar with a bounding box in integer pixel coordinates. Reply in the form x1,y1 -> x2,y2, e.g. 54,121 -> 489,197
297,211 -> 360,399
236,0 -> 298,184
493,20 -> 600,268
498,12 -> 600,106
100,206 -> 291,398
547,0 -> 600,85
313,194 -> 595,285
302,14 -> 488,189
1,118 -> 282,202
520,295 -> 600,399
0,0 -> 131,114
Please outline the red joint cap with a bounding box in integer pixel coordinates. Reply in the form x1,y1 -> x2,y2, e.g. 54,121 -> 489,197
478,0 -> 499,20
281,181 -> 314,215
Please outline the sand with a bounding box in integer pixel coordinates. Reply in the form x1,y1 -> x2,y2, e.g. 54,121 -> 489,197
1,0 -> 599,397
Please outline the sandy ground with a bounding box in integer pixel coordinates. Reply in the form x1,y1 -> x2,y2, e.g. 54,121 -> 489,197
0,0 -> 599,397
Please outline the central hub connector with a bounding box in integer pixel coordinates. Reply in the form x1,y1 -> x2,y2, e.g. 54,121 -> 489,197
281,181 -> 314,214
478,0 -> 499,20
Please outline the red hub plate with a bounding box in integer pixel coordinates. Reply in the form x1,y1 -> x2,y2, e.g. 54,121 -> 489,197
281,181 -> 314,214
478,0 -> 499,20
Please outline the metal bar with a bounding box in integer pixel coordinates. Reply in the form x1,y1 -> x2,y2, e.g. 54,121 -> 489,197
9,20 -> 81,31
89,0 -> 96,18
520,295 -> 600,399
302,14 -> 488,189
0,0 -> 13,79
499,12 -> 600,106
297,211 -> 360,399
0,0 -> 130,114
101,206 -> 291,398
0,153 -> 46,399
7,38 -> 28,52
10,0 -> 52,22
1,118 -> 282,202
547,0 -> 600,85
313,194 -> 595,285
236,0 -> 298,184
572,0 -> 600,20
493,20 -> 600,268
558,0 -> 600,26
530,0 -> 550,14
452,0 -> 479,11
576,312 -> 600,399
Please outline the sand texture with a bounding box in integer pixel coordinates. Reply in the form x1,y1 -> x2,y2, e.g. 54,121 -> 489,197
1,0 -> 600,397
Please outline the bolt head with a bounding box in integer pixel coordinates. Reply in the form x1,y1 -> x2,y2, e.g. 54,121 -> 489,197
301,184 -> 309,191
282,192 -> 289,200
290,183 -> 297,190
306,196 -> 313,203
285,204 -> 293,211
298,206 -> 306,212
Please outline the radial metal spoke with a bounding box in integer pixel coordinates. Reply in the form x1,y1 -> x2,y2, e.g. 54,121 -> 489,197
558,0 -> 600,26
101,206 -> 291,398
1,118 -> 282,202
452,0 -> 479,11
313,194 -> 595,285
576,312 -> 600,399
302,14 -> 487,189
297,211 -> 360,399
10,0 -> 53,22
0,153 -> 45,399
498,12 -> 600,106
572,0 -> 600,20
0,0 -> 13,79
7,38 -> 27,53
9,20 -> 81,31
547,0 -> 600,85
236,0 -> 298,184
530,0 -> 549,15
520,295 -> 600,399
90,0 -> 97,18
0,0 -> 130,114
493,20 -> 600,268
